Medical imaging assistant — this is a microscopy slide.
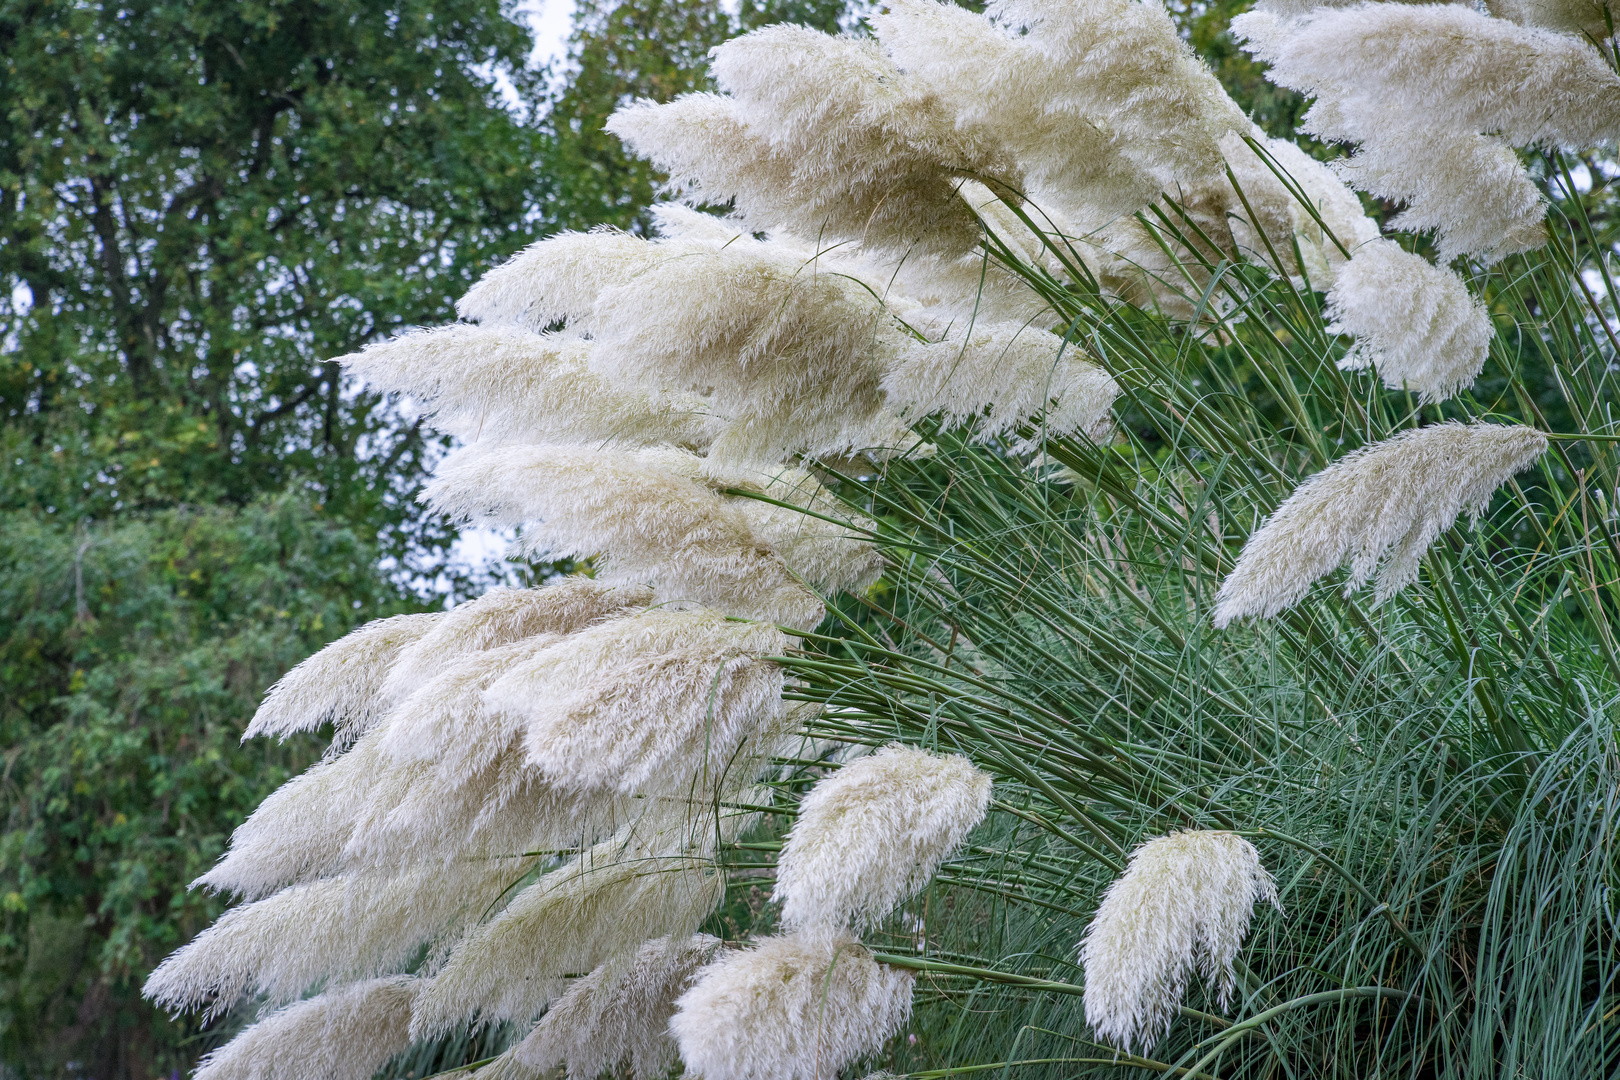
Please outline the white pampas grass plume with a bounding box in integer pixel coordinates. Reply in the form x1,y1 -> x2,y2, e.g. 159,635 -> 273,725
710,464 -> 886,598
192,731 -> 392,900
1080,830 -> 1278,1050
1212,422 -> 1547,626
1332,129 -> 1547,263
874,0 -> 1158,229
671,931 -> 914,1080
613,26 -> 1020,257
992,0 -> 1249,188
409,828 -> 726,1038
144,856 -> 536,1017
191,977 -> 419,1080
1234,5 -> 1620,148
774,745 -> 991,937
340,325 -> 713,449
241,612 -> 440,745
512,934 -> 730,1079
586,236 -> 909,466
1488,0 -> 1617,38
483,608 -> 789,796
422,445 -> 824,628
381,579 -> 653,704
1325,239 -> 1494,403
887,321 -> 1119,448
457,228 -> 656,329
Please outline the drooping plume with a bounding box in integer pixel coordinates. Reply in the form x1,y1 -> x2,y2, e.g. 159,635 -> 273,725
885,322 -> 1120,448
671,931 -> 915,1080
421,445 -> 823,628
340,324 -> 713,449
1080,830 -> 1278,1049
774,745 -> 991,937
484,608 -> 790,796
409,821 -> 727,1039
240,612 -> 440,746
1212,422 -> 1548,626
192,977 -> 419,1080
1324,239 -> 1495,403
512,934 -> 730,1080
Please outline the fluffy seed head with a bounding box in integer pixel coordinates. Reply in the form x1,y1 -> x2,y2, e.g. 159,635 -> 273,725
1325,239 -> 1495,403
340,324 -> 713,449
421,445 -> 824,628
886,322 -> 1120,449
241,612 -> 441,746
512,934 -> 730,1080
671,931 -> 915,1080
1080,830 -> 1278,1050
484,608 -> 790,796
1234,4 -> 1620,148
774,745 -> 991,937
409,822 -> 727,1039
457,228 -> 655,329
192,977 -> 419,1080
1213,422 -> 1548,626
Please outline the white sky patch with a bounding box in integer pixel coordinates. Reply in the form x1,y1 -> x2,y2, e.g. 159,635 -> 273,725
520,0 -> 579,70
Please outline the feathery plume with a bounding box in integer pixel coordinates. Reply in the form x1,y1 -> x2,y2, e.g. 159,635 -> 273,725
483,608 -> 790,796
1488,0 -> 1618,38
340,325 -> 713,449
144,856 -> 537,1018
241,612 -> 440,745
887,322 -> 1119,448
192,732 -> 390,900
191,977 -> 419,1080
1324,239 -> 1495,403
409,823 -> 727,1038
380,579 -> 653,712
1212,422 -> 1547,626
990,0 -> 1249,188
1081,831 -> 1277,1049
775,745 -> 991,937
421,445 -> 824,628
457,228 -> 656,330
671,930 -> 914,1080
1234,5 -> 1620,148
874,0 -> 1158,228
613,26 -> 1020,257
512,934 -> 730,1079
1332,129 -> 1547,263
587,237 -> 910,465
708,464 -> 887,597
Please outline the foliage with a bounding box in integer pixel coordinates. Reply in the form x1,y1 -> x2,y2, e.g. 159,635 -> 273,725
0,0 -> 547,559
762,151 -> 1620,1075
0,498 -> 423,1079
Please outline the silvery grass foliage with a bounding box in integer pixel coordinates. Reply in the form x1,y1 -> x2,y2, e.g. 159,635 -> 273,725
144,0 -> 1620,1077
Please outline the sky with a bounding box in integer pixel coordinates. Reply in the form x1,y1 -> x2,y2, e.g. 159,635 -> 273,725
519,0 -> 579,70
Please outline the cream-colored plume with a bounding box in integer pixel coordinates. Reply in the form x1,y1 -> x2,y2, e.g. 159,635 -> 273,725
512,934 -> 730,1079
1333,129 -> 1547,263
1487,0 -> 1617,38
1212,422 -> 1548,626
710,464 -> 887,598
380,579 -> 654,703
775,745 -> 991,938
1235,4 -> 1620,149
1325,240 -> 1495,404
1080,830 -> 1278,1049
420,444 -> 824,628
340,324 -> 713,449
144,856 -> 537,1018
409,821 -> 726,1039
192,977 -> 420,1080
671,931 -> 914,1080
456,228 -> 656,330
886,321 -> 1120,449
241,612 -> 440,745
992,0 -> 1248,189
612,26 -> 1019,257
482,608 -> 790,796
192,730 -> 391,900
